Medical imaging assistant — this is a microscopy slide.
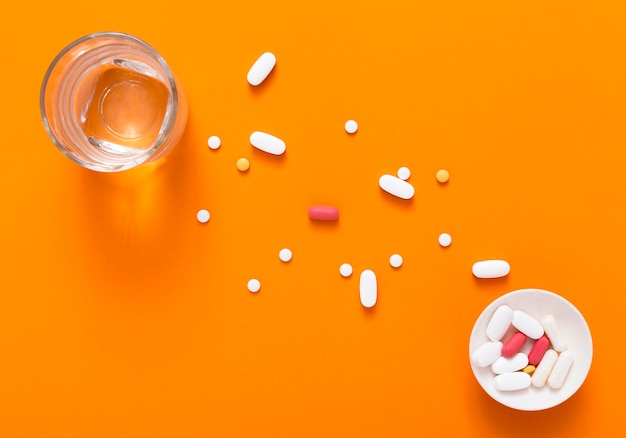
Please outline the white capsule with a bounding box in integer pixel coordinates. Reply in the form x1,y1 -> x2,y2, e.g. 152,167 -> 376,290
486,304 -> 514,342
247,52 -> 276,86
491,353 -> 529,374
493,372 -> 531,391
359,269 -> 377,308
250,131 -> 286,155
548,351 -> 574,389
531,349 -> 558,387
541,314 -> 568,352
512,310 -> 544,339
378,174 -> 415,200
471,260 -> 510,278
471,341 -> 503,367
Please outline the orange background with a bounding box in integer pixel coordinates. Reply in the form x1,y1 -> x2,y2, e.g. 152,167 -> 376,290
2,0 -> 626,436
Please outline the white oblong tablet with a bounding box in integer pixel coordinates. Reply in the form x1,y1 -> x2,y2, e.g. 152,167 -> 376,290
541,314 -> 568,352
512,310 -> 544,339
250,131 -> 286,155
471,260 -> 510,279
531,349 -> 558,387
493,372 -> 531,391
378,174 -> 415,200
471,341 -> 503,367
490,353 -> 529,374
359,269 -> 377,308
247,52 -> 276,86
486,304 -> 513,342
548,351 -> 574,389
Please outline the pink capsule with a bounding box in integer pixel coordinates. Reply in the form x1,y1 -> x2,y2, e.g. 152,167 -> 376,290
528,335 -> 551,366
308,206 -> 339,221
502,332 -> 527,358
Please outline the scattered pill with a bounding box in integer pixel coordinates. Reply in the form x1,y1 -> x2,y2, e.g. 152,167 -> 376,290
308,206 -> 339,221
491,353 -> 529,375
471,260 -> 510,279
438,233 -> 452,248
493,372 -> 531,391
379,174 -> 415,200
359,269 -> 377,308
486,305 -> 514,342
207,136 -> 221,150
541,314 -> 568,352
512,310 -> 544,339
436,169 -> 449,183
528,335 -> 551,366
344,119 -> 358,134
247,279 -> 261,293
279,248 -> 292,263
522,365 -> 536,374
397,167 -> 411,180
339,263 -> 353,277
531,349 -> 558,387
196,209 -> 210,223
502,332 -> 527,358
247,52 -> 276,86
471,341 -> 503,368
250,131 -> 286,155
389,254 -> 403,268
236,157 -> 250,172
547,351 -> 574,389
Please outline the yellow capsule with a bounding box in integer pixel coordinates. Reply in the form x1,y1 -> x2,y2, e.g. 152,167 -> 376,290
436,169 -> 449,183
237,157 -> 250,172
522,365 -> 536,375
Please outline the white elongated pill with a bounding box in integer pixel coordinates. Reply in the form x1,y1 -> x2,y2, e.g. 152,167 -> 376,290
493,372 -> 531,391
250,131 -> 286,155
247,52 -> 276,86
531,349 -> 558,387
379,174 -> 415,200
548,351 -> 574,389
471,341 -> 503,367
541,314 -> 568,352
491,353 -> 529,374
486,305 -> 514,342
512,310 -> 544,339
359,269 -> 377,308
472,260 -> 510,278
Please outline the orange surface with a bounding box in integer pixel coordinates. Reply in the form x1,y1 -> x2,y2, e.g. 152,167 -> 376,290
2,1 -> 626,436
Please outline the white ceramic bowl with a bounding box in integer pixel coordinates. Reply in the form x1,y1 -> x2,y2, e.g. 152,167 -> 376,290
469,289 -> 593,411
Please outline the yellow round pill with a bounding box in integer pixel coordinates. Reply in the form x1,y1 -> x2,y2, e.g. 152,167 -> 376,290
436,169 -> 449,183
237,158 -> 250,172
522,365 -> 536,374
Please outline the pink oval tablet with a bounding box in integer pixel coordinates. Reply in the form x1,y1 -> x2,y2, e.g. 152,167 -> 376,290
308,206 -> 339,221
528,335 -> 551,366
502,332 -> 527,358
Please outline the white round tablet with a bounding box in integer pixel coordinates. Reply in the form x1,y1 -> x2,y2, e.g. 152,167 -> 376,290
196,209 -> 210,223
344,120 -> 358,134
279,248 -> 292,263
438,233 -> 452,247
247,279 -> 261,293
389,254 -> 403,268
207,136 -> 221,150
397,167 -> 411,181
339,263 -> 353,277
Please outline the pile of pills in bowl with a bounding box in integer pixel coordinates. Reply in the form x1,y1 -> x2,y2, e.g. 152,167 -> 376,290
471,305 -> 571,391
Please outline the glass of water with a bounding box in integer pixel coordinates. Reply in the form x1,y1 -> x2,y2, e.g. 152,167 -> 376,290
40,32 -> 188,172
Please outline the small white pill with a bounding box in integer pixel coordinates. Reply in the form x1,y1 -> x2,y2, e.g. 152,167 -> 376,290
359,269 -> 377,308
541,314 -> 568,352
247,52 -> 276,86
397,167 -> 411,180
196,209 -> 210,223
379,174 -> 415,200
247,279 -> 261,293
548,351 -> 574,389
250,131 -> 286,155
531,349 -> 558,387
512,310 -> 544,339
389,254 -> 403,268
438,233 -> 452,248
339,263 -> 353,277
207,136 -> 221,150
471,341 -> 503,367
279,248 -> 292,263
471,260 -> 510,279
490,353 -> 529,375
486,305 -> 514,342
344,119 -> 358,134
493,372 -> 531,391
